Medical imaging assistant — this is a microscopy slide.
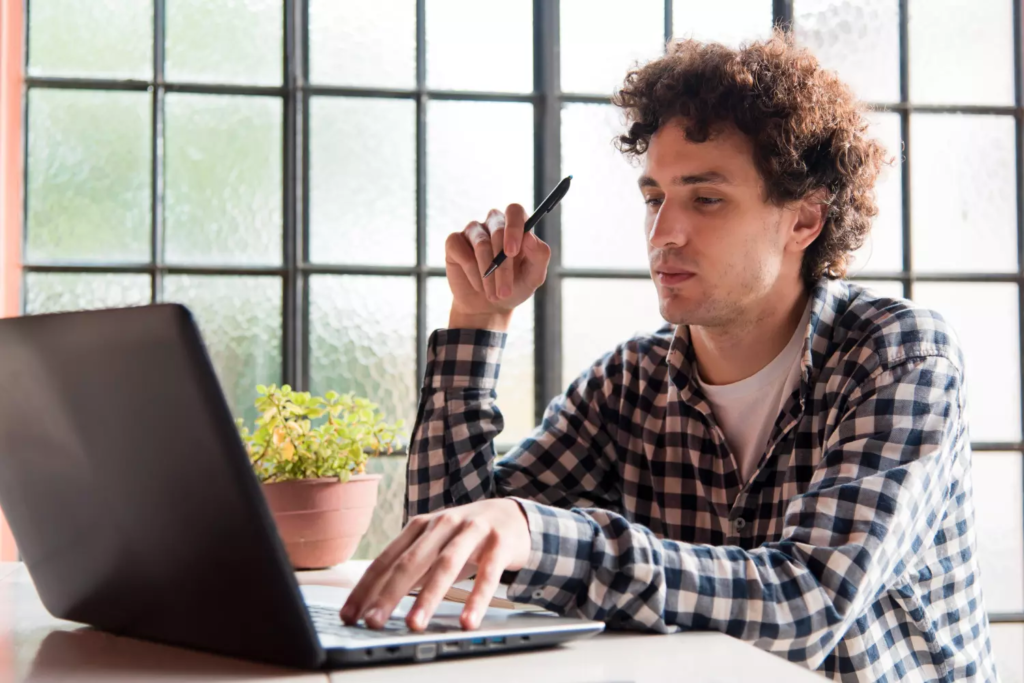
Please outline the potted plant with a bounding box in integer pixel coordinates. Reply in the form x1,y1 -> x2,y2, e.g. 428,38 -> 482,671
236,384 -> 404,570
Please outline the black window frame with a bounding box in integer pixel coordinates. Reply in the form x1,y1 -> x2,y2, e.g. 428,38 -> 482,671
18,0 -> 1024,623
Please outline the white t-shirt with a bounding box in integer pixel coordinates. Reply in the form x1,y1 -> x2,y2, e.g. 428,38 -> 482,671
695,300 -> 812,485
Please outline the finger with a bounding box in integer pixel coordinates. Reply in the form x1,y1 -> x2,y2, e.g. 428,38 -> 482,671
503,203 -> 527,258
485,210 -> 514,300
445,231 -> 484,294
460,539 -> 506,631
494,255 -> 513,300
464,221 -> 496,302
484,208 -> 506,238
360,512 -> 465,629
341,515 -> 429,624
447,259 -> 483,304
406,521 -> 490,631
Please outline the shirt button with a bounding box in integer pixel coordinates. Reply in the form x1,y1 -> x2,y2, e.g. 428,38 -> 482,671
732,517 -> 747,532
533,589 -> 545,599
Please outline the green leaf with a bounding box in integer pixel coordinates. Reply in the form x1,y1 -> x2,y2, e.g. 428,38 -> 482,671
243,385 -> 403,481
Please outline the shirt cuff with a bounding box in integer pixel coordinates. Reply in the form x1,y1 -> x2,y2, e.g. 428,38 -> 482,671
424,328 -> 507,390
505,498 -> 595,612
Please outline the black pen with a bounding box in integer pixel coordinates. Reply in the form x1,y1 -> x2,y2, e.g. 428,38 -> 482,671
483,175 -> 573,279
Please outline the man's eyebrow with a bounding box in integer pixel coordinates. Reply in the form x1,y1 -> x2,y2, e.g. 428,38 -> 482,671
637,171 -> 731,189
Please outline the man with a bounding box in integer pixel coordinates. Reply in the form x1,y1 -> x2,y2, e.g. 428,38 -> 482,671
341,33 -> 996,681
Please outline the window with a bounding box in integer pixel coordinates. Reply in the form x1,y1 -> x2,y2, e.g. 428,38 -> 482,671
12,2 -> 1024,671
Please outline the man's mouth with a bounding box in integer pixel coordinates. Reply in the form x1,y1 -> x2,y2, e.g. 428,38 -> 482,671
654,268 -> 695,286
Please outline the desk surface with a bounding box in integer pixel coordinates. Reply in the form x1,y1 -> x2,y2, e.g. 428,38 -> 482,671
0,562 -> 823,683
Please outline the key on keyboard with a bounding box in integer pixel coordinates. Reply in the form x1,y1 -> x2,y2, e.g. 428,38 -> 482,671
307,604 -> 459,639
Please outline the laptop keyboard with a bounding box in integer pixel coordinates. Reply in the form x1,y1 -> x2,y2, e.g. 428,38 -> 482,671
307,604 -> 460,639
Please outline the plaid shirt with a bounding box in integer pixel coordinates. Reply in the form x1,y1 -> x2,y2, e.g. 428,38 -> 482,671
405,278 -> 996,682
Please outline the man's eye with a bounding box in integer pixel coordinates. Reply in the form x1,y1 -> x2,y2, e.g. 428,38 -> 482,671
696,197 -> 722,206
645,197 -> 663,207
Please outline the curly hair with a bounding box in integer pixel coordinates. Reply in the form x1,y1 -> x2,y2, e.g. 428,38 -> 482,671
612,31 -> 892,286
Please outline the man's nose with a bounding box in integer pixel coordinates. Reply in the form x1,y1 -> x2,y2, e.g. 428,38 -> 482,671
648,201 -> 688,249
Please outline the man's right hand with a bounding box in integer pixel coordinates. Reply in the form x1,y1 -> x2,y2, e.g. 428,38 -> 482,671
444,204 -> 552,332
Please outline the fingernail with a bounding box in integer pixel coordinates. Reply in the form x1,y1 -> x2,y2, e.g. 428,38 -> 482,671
499,285 -> 511,299
508,240 -> 519,256
409,609 -> 425,631
340,605 -> 354,622
364,608 -> 382,627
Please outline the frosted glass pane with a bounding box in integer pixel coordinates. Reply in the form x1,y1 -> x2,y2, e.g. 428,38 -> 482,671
991,625 -> 1024,683
793,0 -> 900,103
427,278 -> 536,446
309,98 -> 416,266
849,112 -> 902,275
28,0 -> 152,79
561,0 -> 664,95
909,0 -> 1014,106
309,276 -> 417,429
854,280 -> 904,300
426,0 -> 532,93
911,115 -> 1016,274
672,0 -> 772,47
164,94 -> 282,266
972,452 -> 1024,613
562,278 -> 665,388
24,273 -> 151,314
27,90 -> 151,263
309,0 -> 416,88
426,101 -> 534,267
163,276 -> 282,425
165,0 -> 282,85
353,455 -> 408,560
561,104 -> 647,269
912,283 -> 1020,442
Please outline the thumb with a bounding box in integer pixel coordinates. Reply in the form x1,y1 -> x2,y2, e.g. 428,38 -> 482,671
521,231 -> 543,256
518,233 -> 551,286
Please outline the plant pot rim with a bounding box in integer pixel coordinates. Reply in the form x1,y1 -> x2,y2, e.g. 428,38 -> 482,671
262,474 -> 382,487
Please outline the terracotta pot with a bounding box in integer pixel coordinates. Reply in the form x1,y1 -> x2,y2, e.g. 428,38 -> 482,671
261,474 -> 382,570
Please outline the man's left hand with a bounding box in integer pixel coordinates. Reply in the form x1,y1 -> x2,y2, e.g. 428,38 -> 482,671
339,499 -> 532,632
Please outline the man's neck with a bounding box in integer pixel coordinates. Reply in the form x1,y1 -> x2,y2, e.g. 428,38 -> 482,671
689,283 -> 810,386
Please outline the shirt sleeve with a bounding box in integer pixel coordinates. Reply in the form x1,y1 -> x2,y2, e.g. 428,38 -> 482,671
404,328 -> 624,523
503,354 -> 966,670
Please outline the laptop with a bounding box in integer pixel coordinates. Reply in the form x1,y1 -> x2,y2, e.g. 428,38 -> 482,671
0,304 -> 604,669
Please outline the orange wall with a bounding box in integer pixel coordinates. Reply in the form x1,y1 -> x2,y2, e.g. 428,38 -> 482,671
1,0 -> 21,319
0,0 -> 23,561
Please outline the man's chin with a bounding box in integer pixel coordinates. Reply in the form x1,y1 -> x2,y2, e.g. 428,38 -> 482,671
658,298 -> 700,327
659,283 -> 724,324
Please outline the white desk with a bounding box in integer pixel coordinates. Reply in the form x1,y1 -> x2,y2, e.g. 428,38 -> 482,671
0,562 -> 824,682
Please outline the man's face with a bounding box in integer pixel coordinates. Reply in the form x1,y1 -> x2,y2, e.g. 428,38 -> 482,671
639,117 -> 794,327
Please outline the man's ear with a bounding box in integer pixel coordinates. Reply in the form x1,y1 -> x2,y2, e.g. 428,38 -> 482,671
788,188 -> 829,254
